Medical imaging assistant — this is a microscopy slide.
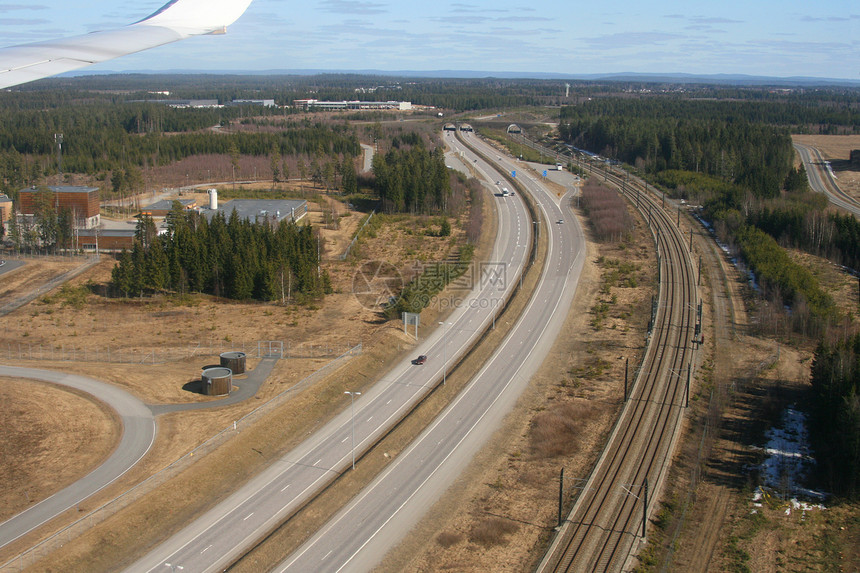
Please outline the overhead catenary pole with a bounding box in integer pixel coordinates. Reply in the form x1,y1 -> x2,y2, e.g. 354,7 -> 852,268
686,364 -> 692,408
624,357 -> 629,402
558,467 -> 564,528
642,477 -> 649,538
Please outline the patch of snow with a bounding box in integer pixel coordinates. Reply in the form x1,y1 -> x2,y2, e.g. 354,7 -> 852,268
752,406 -> 829,514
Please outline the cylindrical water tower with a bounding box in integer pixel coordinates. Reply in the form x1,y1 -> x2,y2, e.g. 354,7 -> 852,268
220,351 -> 246,375
208,188 -> 218,210
202,366 -> 232,396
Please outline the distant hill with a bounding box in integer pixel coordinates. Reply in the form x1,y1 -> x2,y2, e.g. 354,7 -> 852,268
65,68 -> 860,88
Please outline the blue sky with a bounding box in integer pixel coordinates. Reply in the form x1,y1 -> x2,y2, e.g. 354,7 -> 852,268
1,0 -> 857,79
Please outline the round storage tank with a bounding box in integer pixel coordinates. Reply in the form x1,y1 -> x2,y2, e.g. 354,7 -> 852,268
202,367 -> 232,396
220,351 -> 247,375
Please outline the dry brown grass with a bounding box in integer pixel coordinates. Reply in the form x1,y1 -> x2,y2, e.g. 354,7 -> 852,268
0,378 -> 120,522
529,401 -> 597,459
378,162 -> 657,573
469,517 -> 520,547
436,531 -> 463,548
0,178 -> 484,567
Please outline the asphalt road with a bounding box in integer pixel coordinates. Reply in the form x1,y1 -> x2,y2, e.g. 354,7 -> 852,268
0,366 -> 156,549
794,142 -> 860,217
127,132 -> 533,573
0,259 -> 25,277
276,131 -> 586,572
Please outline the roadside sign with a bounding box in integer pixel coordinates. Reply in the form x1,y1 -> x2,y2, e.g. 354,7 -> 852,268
511,170 -> 516,178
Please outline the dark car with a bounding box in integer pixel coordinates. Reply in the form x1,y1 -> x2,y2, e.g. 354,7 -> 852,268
412,355 -> 427,365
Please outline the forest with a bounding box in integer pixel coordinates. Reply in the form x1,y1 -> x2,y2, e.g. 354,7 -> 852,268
371,141 -> 451,214
0,100 -> 361,197
110,205 -> 330,302
810,335 -> 860,497
560,99 -> 798,196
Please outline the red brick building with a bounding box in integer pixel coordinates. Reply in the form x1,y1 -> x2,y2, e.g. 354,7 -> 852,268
18,186 -> 100,229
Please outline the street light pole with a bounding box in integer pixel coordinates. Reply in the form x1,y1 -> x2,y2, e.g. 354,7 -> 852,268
344,391 -> 361,470
439,321 -> 450,385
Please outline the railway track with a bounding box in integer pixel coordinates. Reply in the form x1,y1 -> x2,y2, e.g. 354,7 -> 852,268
521,137 -> 699,572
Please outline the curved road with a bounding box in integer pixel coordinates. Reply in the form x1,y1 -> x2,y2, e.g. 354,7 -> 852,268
794,142 -> 860,217
127,132 -> 533,573
0,366 -> 156,549
276,131 -> 586,572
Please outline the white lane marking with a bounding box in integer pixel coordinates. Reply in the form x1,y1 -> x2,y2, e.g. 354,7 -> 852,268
201,544 -> 212,554
281,484 -> 291,492
244,512 -> 254,521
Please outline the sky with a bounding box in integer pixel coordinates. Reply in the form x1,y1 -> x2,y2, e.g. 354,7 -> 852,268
0,0 -> 857,80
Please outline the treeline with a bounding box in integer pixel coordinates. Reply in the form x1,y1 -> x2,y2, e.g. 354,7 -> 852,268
110,207 -> 330,301
0,102 -> 360,194
560,99 -> 797,197
656,167 -> 860,277
810,334 -> 860,497
735,226 -> 833,327
371,142 -> 450,214
750,203 -> 860,272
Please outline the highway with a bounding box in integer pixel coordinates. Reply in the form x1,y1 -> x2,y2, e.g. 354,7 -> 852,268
794,142 -> 860,217
275,131 -> 586,572
127,132 -> 533,573
0,366 -> 156,550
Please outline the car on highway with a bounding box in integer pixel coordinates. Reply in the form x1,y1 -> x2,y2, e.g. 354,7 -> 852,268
412,355 -> 427,365
557,219 -> 564,224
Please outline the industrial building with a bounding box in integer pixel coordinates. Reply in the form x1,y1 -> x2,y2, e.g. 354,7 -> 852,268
132,99 -> 221,108
293,99 -> 412,111
17,186 -> 100,229
140,198 -> 197,217
231,99 -> 276,107
199,189 -> 308,226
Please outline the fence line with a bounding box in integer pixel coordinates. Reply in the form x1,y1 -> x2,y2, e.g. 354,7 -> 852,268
340,209 -> 375,260
0,343 -> 361,572
0,339 -> 357,364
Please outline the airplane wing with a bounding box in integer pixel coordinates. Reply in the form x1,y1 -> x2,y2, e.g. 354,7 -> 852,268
0,0 -> 253,89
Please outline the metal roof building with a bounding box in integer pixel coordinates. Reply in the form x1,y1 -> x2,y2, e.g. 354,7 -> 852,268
140,198 -> 197,217
200,199 -> 308,225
